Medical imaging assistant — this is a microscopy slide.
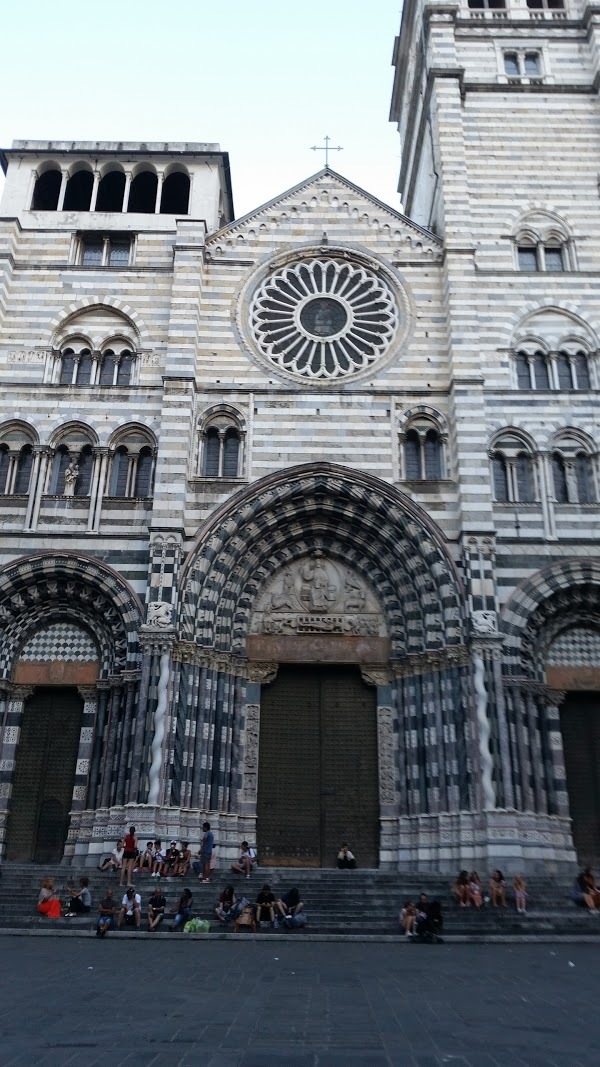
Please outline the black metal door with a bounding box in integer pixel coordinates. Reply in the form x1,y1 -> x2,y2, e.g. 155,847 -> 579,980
560,692 -> 600,865
257,666 -> 379,867
5,687 -> 83,863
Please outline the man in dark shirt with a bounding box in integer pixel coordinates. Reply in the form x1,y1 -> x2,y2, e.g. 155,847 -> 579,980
148,886 -> 167,931
255,883 -> 276,927
96,889 -> 116,937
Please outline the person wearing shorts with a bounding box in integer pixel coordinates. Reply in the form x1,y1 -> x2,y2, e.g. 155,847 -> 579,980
120,826 -> 138,886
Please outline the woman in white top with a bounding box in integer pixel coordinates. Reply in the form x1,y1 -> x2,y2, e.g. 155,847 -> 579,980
98,839 -> 124,872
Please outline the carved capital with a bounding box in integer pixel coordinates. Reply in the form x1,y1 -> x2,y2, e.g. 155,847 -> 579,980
139,626 -> 177,657
390,646 -> 469,678
10,685 -> 35,701
246,661 -> 279,685
360,665 -> 392,687
77,686 -> 98,702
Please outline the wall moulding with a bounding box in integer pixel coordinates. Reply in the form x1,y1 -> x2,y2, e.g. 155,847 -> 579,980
390,646 -> 469,678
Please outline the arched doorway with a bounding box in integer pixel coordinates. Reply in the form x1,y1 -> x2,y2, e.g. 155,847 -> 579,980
5,687 -> 83,862
257,666 -> 379,867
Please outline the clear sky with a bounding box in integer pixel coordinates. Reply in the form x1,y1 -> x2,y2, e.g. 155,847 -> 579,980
0,0 -> 403,219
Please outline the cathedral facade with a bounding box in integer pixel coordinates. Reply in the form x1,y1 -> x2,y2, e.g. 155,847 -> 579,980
0,1 -> 599,873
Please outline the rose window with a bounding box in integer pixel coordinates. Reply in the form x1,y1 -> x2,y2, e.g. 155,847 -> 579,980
249,258 -> 399,380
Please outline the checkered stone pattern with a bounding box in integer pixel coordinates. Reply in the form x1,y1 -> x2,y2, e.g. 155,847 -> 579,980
18,622 -> 98,662
181,467 -> 465,657
547,627 -> 600,667
500,560 -> 600,677
147,536 -> 181,619
0,690 -> 27,811
70,694 -> 98,814
462,537 -> 497,620
0,553 -> 142,678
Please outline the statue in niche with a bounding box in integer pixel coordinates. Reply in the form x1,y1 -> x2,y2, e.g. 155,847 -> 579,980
299,551 -> 338,612
270,570 -> 296,611
344,571 -> 366,612
63,462 -> 79,497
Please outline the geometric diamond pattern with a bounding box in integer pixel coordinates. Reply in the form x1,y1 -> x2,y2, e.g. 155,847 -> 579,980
18,622 -> 99,662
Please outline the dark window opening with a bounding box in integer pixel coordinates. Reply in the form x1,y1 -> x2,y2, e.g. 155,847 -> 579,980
14,446 -> 33,495
557,353 -> 573,390
110,447 -> 129,497
545,246 -> 563,271
51,447 -> 70,495
492,454 -> 509,502
0,445 -> 10,494
518,246 -> 538,271
222,430 -> 240,478
516,453 -> 534,502
504,52 -> 520,76
516,353 -> 531,389
574,353 -> 590,389
134,447 -> 153,496
59,351 -> 76,385
404,430 -> 422,480
75,446 -> 94,497
108,238 -> 131,266
116,352 -> 134,386
552,453 -> 568,503
81,237 -> 104,266
532,353 -> 550,389
96,171 -> 126,212
128,171 -> 158,213
203,429 -> 220,477
424,430 -> 442,479
76,351 -> 93,385
160,172 -> 190,214
63,170 -> 93,211
99,352 -> 117,385
575,453 -> 594,504
32,169 -> 61,211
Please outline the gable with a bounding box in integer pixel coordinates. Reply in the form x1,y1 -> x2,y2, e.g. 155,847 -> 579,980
207,169 -> 441,262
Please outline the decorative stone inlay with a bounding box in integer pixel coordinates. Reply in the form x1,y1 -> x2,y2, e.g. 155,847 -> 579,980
250,553 -> 386,638
242,703 -> 260,803
377,705 -> 396,805
2,726 -> 19,744
249,257 -> 399,382
471,610 -> 498,636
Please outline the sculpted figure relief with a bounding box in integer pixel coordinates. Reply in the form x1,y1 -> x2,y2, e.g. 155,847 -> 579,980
146,601 -> 173,628
251,554 -> 386,637
63,462 -> 79,497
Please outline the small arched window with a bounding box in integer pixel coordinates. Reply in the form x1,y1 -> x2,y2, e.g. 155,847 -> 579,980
50,446 -> 70,495
116,351 -> 134,386
557,353 -> 573,389
134,447 -> 154,496
402,421 -> 444,481
575,453 -> 594,504
32,168 -> 62,211
160,171 -> 190,214
516,353 -> 531,389
492,454 -> 509,502
59,349 -> 76,385
75,446 -> 94,497
63,169 -> 93,211
491,435 -> 536,503
109,446 -> 129,497
203,428 -> 220,477
96,170 -> 126,212
574,353 -> 590,390
222,429 -> 241,478
515,453 -> 534,502
531,353 -> 550,389
76,350 -> 93,385
0,445 -> 10,494
128,171 -> 158,213
552,453 -> 568,503
99,351 -> 118,385
14,446 -> 34,495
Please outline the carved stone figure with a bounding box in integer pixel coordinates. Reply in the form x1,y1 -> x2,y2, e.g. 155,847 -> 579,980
344,572 -> 366,612
146,601 -> 173,628
299,551 -> 337,612
63,462 -> 79,496
270,570 -> 295,611
471,610 -> 498,636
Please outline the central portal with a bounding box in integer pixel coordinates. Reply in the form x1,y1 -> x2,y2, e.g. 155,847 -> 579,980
257,666 -> 379,868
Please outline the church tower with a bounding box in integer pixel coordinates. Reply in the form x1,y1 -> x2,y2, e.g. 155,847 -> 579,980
391,0 -> 600,867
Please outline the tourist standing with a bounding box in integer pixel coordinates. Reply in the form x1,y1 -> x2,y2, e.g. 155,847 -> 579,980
120,826 -> 138,886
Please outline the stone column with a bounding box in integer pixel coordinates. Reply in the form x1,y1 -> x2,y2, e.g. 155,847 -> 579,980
114,672 -> 139,806
25,446 -> 50,532
127,649 -> 153,802
99,678 -> 124,809
57,170 -> 68,211
90,171 -> 100,211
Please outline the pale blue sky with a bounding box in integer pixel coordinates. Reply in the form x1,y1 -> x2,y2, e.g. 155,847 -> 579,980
0,0 -> 403,218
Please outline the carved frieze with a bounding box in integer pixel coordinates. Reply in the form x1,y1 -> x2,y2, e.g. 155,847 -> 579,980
250,553 -> 386,638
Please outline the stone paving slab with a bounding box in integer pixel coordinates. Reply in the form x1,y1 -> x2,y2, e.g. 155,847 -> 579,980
0,939 -> 599,1064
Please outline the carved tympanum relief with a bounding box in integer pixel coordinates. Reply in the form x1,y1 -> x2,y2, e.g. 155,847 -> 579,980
250,552 -> 387,637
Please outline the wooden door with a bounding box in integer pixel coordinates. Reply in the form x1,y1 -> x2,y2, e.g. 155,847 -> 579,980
257,667 -> 379,867
560,692 -> 600,865
5,687 -> 83,863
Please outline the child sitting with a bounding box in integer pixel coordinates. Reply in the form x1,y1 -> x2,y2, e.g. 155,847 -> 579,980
138,841 -> 155,875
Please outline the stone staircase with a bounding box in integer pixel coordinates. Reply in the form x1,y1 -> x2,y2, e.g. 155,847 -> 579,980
0,863 -> 597,939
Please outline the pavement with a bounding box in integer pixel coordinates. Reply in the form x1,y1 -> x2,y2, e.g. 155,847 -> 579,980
0,940 -> 599,1065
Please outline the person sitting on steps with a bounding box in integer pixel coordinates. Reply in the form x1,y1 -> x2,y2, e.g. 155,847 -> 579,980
37,878 -> 61,919
400,899 -> 416,937
468,871 -> 483,910
572,867 -> 600,913
147,885 -> 167,931
96,889 -> 116,936
215,885 -> 237,923
170,888 -> 193,930
513,873 -> 527,914
177,842 -> 192,877
117,886 -> 141,929
255,883 -> 276,928
337,843 -> 356,869
137,841 -> 155,876
98,839 -> 124,873
452,870 -> 470,908
276,886 -> 304,926
231,841 -> 257,879
489,869 -> 507,908
65,877 -> 92,915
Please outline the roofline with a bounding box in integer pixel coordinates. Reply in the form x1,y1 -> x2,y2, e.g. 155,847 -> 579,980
209,164 -> 440,244
0,147 -> 234,222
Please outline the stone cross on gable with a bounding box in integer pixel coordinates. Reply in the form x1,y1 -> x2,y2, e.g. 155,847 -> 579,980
310,135 -> 343,168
